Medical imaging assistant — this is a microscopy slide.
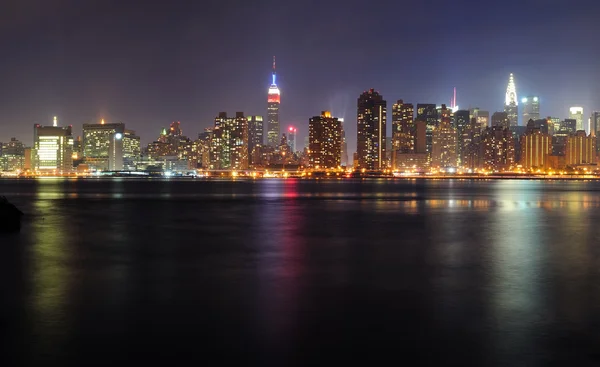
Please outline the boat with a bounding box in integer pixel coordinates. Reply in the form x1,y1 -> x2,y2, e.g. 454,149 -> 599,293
0,196 -> 23,233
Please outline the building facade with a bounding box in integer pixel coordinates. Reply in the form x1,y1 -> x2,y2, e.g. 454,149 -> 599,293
82,120 -> 125,171
248,115 -> 264,166
565,131 -> 596,167
520,120 -> 552,170
391,100 -> 414,169
480,126 -> 515,172
308,111 -> 342,169
569,107 -> 584,132
33,117 -> 74,172
416,103 -> 438,164
356,89 -> 387,170
521,96 -> 540,125
210,112 -> 249,170
431,106 -> 457,169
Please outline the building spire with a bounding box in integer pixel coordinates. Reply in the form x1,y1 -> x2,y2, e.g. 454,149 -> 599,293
272,56 -> 276,85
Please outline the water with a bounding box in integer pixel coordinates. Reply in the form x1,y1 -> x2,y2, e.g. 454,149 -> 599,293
1,178 -> 600,366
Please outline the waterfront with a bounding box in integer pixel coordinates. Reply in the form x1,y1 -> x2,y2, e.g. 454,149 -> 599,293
1,178 -> 600,366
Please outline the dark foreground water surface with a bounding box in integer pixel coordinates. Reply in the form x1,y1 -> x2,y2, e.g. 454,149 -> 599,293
2,178 -> 600,366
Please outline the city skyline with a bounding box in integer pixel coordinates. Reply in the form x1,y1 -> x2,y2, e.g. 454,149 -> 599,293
1,0 -> 599,159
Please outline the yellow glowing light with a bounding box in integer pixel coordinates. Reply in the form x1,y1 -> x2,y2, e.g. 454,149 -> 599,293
101,119 -> 105,125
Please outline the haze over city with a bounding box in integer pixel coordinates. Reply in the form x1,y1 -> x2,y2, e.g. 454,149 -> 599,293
1,0 -> 599,157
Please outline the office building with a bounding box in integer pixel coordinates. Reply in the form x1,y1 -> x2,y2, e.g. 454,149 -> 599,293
414,120 -> 427,154
248,115 -> 264,165
33,116 -> 74,172
431,105 -> 457,169
287,126 -> 297,152
416,103 -> 438,163
492,111 -> 510,129
520,120 -> 552,170
569,107 -> 584,132
477,110 -> 490,131
340,119 -> 349,167
521,96 -> 540,125
0,138 -> 26,172
454,110 -> 470,167
210,112 -> 249,170
480,126 -> 514,172
565,131 -> 596,167
308,111 -> 342,169
82,120 -> 125,171
123,130 -> 141,170
504,73 -> 518,126
356,89 -> 387,170
267,57 -> 280,147
391,100 -> 414,169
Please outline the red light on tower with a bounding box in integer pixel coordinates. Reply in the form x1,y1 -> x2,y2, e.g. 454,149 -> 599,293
289,126 -> 294,132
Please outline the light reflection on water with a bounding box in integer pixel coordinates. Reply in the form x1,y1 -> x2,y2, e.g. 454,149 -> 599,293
1,178 -> 600,366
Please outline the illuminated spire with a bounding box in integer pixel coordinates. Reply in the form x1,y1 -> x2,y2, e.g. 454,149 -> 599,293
101,119 -> 105,125
53,116 -> 57,127
505,73 -> 518,106
272,56 -> 276,86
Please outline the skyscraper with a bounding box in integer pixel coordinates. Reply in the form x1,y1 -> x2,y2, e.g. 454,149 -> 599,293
569,107 -> 584,132
339,118 -> 348,167
248,116 -> 264,165
210,112 -> 249,170
287,126 -> 297,152
431,105 -> 457,169
416,104 -> 438,164
505,73 -> 518,126
454,110 -> 470,167
590,112 -> 600,137
391,100 -> 415,168
480,126 -> 515,172
33,116 -> 74,173
308,111 -> 342,169
267,57 -> 280,147
356,89 -> 387,170
82,120 -> 125,171
122,130 -> 141,171
521,96 -> 540,125
491,112 -> 510,129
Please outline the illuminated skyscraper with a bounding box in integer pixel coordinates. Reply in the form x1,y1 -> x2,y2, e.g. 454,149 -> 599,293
391,100 -> 414,168
287,126 -> 297,152
431,105 -> 457,169
122,130 -> 141,170
504,73 -> 518,126
416,104 -> 438,164
521,96 -> 540,125
569,107 -> 584,132
357,89 -> 387,170
339,118 -> 348,166
590,112 -> 600,137
454,110 -> 470,167
267,56 -> 281,147
480,126 -> 514,172
308,111 -> 342,169
210,112 -> 249,170
248,116 -> 264,166
82,120 -> 125,171
33,116 -> 74,172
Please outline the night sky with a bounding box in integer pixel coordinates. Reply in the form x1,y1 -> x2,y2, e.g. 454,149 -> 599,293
1,0 -> 599,155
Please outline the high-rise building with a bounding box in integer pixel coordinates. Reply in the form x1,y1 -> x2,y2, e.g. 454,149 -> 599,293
491,111 -> 510,129
569,107 -> 584,132
267,57 -> 281,147
520,120 -> 552,170
548,117 -> 561,135
33,116 -> 74,172
82,120 -> 125,171
480,126 -> 515,172
521,96 -> 540,125
561,119 -> 577,135
0,138 -> 26,172
505,73 -> 519,126
356,89 -> 387,170
431,105 -> 457,169
590,112 -> 600,137
287,126 -> 297,152
123,130 -> 141,170
308,111 -> 342,169
474,110 -> 490,131
391,100 -> 414,168
414,120 -> 427,154
454,110 -> 470,168
210,112 -> 249,170
416,104 -> 438,164
339,118 -> 349,167
248,116 -> 264,166
565,130 -> 596,166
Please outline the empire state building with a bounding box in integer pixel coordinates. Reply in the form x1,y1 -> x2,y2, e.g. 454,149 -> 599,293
504,73 -> 518,126
267,56 -> 281,147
